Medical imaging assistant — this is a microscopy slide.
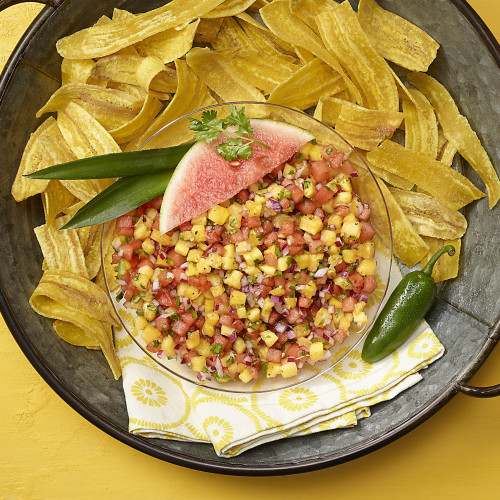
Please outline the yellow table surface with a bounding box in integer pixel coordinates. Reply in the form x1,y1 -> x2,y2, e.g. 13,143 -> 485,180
1,1 -> 499,498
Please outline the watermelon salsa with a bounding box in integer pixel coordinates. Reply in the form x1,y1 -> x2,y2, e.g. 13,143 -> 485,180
111,141 -> 377,383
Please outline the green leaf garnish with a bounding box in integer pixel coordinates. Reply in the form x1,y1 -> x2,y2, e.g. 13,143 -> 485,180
188,105 -> 270,162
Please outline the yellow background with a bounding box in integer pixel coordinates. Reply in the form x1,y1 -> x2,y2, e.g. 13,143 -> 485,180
1,1 -> 499,498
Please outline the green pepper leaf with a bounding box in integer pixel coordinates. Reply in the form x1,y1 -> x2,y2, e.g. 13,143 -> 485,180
60,169 -> 173,229
25,142 -> 194,180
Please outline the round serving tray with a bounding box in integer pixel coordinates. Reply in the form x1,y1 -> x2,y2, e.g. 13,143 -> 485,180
0,0 -> 499,476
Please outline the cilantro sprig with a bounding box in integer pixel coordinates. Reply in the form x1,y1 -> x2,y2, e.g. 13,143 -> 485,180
188,105 -> 270,162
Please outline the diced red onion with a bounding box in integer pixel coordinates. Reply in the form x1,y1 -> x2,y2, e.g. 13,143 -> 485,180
314,267 -> 328,278
180,262 -> 189,270
149,254 -> 157,264
166,272 -> 174,280
244,340 -> 254,354
328,306 -> 335,314
335,238 -> 343,247
158,252 -> 166,260
271,295 -> 281,304
214,356 -> 224,378
270,199 -> 282,212
152,299 -> 159,307
286,330 -> 296,339
151,279 -> 160,292
351,171 -> 359,178
326,283 -> 334,294
287,357 -> 295,362
117,249 -> 124,258
282,244 -> 289,256
241,285 -> 250,293
241,276 -> 249,287
247,295 -> 255,308
359,293 -> 369,302
275,322 -> 287,333
197,372 -> 204,381
112,240 -> 122,251
116,279 -> 127,286
314,208 -> 324,217
243,355 -> 252,366
281,307 -> 289,317
157,350 -> 163,357
205,244 -> 216,254
229,333 -> 237,343
323,333 -> 331,341
340,269 -> 349,278
174,344 -> 181,351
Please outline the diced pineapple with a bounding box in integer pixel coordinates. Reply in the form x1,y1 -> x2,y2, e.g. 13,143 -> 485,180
283,163 -> 296,178
191,213 -> 207,226
297,337 -> 312,349
309,144 -> 323,161
141,238 -> 155,255
284,296 -> 297,308
277,256 -> 291,271
142,302 -> 157,321
245,200 -> 263,217
342,249 -> 358,264
257,345 -> 269,360
187,248 -> 203,263
174,239 -> 192,257
336,174 -> 352,193
247,307 -> 261,322
224,244 -> 235,258
208,204 -> 230,225
243,247 -> 263,266
244,265 -> 259,277
341,214 -> 361,240
266,362 -> 281,378
161,335 -> 175,356
247,229 -> 262,247
133,273 -> 150,291
334,275 -> 352,290
205,312 -> 219,326
307,254 -> 324,272
151,229 -> 178,247
260,330 -> 278,347
196,339 -> 212,357
309,342 -> 324,363
192,224 -> 206,242
280,362 -> 298,378
314,308 -> 332,327
236,241 -> 250,255
185,286 -> 201,300
321,229 -> 336,247
299,214 -> 323,235
295,254 -> 310,269
138,265 -> 154,279
229,290 -> 246,307
134,222 -> 151,240
357,258 -> 376,276
301,281 -> 317,299
259,264 -> 276,276
328,297 -> 343,308
134,315 -> 148,331
190,356 -> 206,373
196,258 -> 211,274
357,241 -> 375,259
227,215 -> 241,230
237,307 -> 247,319
202,323 -> 215,337
186,330 -> 200,349
204,298 -> 215,313
222,256 -> 237,271
303,177 -> 317,198
270,286 -> 286,296
185,262 -> 199,277
142,325 -> 159,343
205,253 -> 223,269
221,325 -> 236,337
223,270 -> 243,289
339,315 -> 352,331
336,191 -> 352,205
327,214 -> 343,230
239,368 -> 253,383
233,337 -> 246,354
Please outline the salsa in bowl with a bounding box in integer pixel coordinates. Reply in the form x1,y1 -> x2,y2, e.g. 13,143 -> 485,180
102,102 -> 393,393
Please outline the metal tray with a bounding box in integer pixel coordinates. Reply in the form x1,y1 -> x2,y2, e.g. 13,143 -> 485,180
0,0 -> 499,475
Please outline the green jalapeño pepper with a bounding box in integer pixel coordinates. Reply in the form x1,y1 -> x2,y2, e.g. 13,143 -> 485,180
362,245 -> 455,363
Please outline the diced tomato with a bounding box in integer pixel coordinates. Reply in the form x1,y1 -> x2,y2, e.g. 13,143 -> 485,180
187,275 -> 210,291
171,268 -> 185,284
298,296 -> 313,308
310,160 -> 332,184
254,285 -> 272,297
268,310 -> 280,325
287,307 -> 303,324
335,261 -> 347,273
219,314 -> 233,326
287,245 -> 302,256
339,159 -> 356,176
285,343 -> 304,359
286,184 -> 304,204
157,270 -> 172,287
116,227 -> 134,237
116,215 -> 135,228
333,284 -> 344,296
280,220 -> 295,236
147,341 -> 161,353
242,216 -> 261,228
152,218 -> 160,230
263,232 -> 279,247
267,348 -> 282,363
230,229 -> 248,244
335,204 -> 350,217
264,253 -> 278,268
183,350 -> 198,364
194,317 -> 205,329
362,275 -> 377,294
213,333 -> 230,351
245,330 -> 260,340
333,330 -> 348,344
155,317 -> 170,333
172,320 -> 190,336
349,272 -> 364,293
314,186 -> 334,204
262,276 -> 275,287
123,289 -> 134,301
120,243 -> 135,261
206,225 -> 223,244
342,296 -> 357,312
167,249 -> 186,266
236,189 -> 250,202
137,258 -> 154,269
359,221 -> 376,242
214,293 -> 228,306
155,290 -> 176,308
309,240 -> 324,254
178,221 -> 192,232
297,199 -> 317,215
181,312 -> 197,327
232,320 -> 245,333
274,276 -> 286,288
112,253 -> 122,264
290,232 -> 305,246
149,195 -> 163,210
271,162 -> 285,175
359,206 -> 371,220
279,198 -> 291,210
262,220 -> 274,233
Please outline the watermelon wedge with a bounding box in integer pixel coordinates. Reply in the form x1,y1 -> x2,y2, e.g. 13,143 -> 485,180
159,119 -> 315,234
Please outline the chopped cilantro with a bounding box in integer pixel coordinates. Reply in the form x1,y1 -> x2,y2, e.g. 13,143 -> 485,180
211,343 -> 223,354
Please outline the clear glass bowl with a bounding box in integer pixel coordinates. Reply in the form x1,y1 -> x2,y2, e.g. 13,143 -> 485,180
102,102 -> 393,394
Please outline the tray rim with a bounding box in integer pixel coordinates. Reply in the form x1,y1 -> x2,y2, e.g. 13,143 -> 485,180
0,0 -> 499,476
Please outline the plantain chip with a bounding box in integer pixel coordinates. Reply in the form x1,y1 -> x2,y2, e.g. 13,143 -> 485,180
203,0 -> 256,18
315,1 -> 398,112
367,140 -> 485,210
56,0 -> 225,59
186,47 -> 265,102
194,18 -> 224,44
111,8 -> 134,23
34,219 -> 89,279
53,320 -> 100,349
36,83 -> 143,131
334,101 -> 403,151
268,58 -> 345,110
358,0 -> 439,72
260,0 -> 363,105
42,181 -> 76,227
57,101 -> 121,158
388,186 -> 467,239
349,151 -> 414,191
402,87 -> 438,158
61,58 -> 95,85
212,16 -> 256,52
288,0 -> 335,34
11,117 -> 61,202
125,59 -> 216,151
293,45 -> 316,65
135,20 -> 199,64
408,71 -> 500,209
230,50 -> 296,95
109,94 -> 163,144
313,95 -> 344,127
248,0 -> 268,11
437,128 -> 457,167
420,237 -> 461,282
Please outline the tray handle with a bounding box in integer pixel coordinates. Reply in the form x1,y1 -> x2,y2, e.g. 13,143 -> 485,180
457,382 -> 500,398
0,0 -> 62,13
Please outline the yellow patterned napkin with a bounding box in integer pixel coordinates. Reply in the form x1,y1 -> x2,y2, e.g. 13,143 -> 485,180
115,263 -> 444,457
